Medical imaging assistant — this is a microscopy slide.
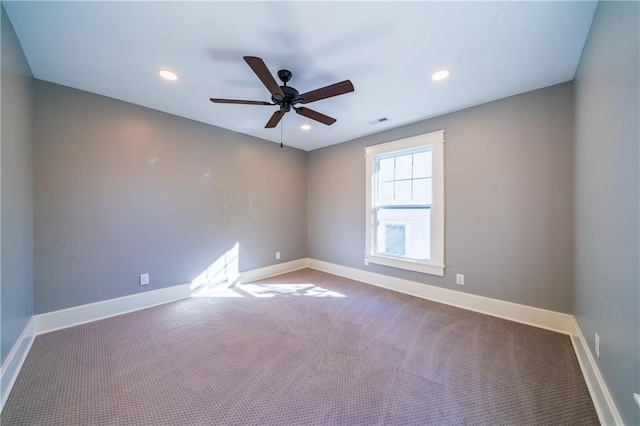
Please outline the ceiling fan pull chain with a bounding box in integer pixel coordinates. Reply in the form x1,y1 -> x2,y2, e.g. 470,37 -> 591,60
280,118 -> 284,148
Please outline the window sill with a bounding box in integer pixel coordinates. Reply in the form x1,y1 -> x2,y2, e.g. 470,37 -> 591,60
365,254 -> 445,276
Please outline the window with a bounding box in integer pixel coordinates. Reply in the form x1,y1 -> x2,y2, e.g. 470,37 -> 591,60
365,130 -> 445,276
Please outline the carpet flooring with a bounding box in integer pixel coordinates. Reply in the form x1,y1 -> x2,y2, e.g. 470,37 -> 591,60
2,268 -> 598,425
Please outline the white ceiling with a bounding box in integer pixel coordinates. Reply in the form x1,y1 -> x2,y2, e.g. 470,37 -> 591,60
4,1 -> 597,151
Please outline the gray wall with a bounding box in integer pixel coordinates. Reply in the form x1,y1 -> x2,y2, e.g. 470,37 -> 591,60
33,81 -> 307,314
1,5 -> 34,364
573,2 -> 639,424
308,82 -> 574,313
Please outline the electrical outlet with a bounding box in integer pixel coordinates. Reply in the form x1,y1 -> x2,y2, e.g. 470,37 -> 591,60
275,252 -> 280,260
595,333 -> 600,358
140,273 -> 149,286
456,274 -> 464,285
364,257 -> 369,266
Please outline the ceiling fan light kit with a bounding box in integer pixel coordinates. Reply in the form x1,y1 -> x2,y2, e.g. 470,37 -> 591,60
210,56 -> 354,129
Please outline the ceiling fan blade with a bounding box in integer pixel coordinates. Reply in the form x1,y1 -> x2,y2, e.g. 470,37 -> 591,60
295,107 -> 337,126
210,98 -> 274,106
265,110 -> 285,128
299,80 -> 354,104
244,56 -> 285,99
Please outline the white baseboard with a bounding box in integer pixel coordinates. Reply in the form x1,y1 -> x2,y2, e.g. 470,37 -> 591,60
0,317 -> 35,411
35,283 -> 192,335
35,258 -> 310,335
307,259 -> 573,334
234,258 -> 309,285
570,317 -> 623,425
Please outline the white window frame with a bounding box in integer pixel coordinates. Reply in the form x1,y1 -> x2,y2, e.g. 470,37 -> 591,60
365,130 -> 445,276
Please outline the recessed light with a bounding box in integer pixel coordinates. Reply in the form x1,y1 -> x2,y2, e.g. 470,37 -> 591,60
300,124 -> 311,130
158,69 -> 178,81
431,69 -> 450,81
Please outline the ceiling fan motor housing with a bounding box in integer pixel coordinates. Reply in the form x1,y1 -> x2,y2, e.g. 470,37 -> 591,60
273,84 -> 301,112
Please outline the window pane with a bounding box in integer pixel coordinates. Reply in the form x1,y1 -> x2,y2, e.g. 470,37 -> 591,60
412,178 -> 432,204
378,157 -> 394,182
394,180 -> 412,204
377,208 -> 430,260
395,154 -> 412,180
410,208 -> 430,260
379,182 -> 394,205
413,151 -> 432,178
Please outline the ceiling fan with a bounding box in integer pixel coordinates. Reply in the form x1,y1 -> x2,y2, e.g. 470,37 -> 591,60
210,56 -> 354,129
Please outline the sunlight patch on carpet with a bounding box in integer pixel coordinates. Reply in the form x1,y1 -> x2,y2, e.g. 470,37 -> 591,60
192,282 -> 346,298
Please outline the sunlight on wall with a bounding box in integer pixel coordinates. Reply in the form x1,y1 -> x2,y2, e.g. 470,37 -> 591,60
190,242 -> 239,297
189,242 -> 346,298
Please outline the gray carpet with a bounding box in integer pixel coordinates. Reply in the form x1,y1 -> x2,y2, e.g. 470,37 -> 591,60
2,268 -> 599,425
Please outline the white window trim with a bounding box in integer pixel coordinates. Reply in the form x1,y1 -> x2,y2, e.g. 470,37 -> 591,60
365,130 -> 445,276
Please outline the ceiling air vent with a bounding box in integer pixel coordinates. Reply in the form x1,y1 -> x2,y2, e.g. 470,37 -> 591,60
368,117 -> 390,125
